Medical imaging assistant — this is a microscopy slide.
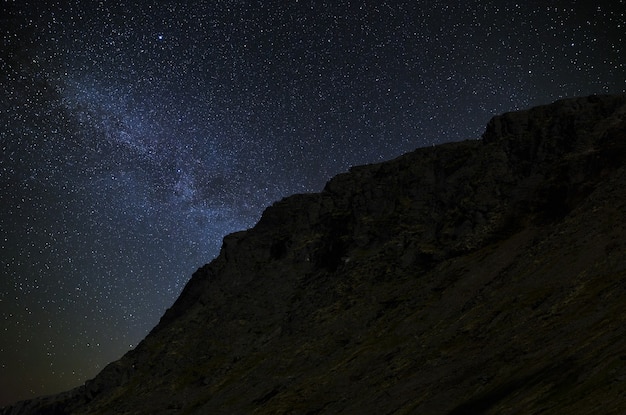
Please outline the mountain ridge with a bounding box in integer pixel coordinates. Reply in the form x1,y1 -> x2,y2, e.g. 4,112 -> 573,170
4,93 -> 626,414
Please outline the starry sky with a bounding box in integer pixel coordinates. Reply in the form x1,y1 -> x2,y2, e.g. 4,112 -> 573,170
1,0 -> 624,407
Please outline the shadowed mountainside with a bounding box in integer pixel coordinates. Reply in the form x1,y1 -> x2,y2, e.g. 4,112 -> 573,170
3,93 -> 626,414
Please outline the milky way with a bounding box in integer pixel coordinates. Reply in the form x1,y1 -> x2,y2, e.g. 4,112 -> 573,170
1,0 -> 624,406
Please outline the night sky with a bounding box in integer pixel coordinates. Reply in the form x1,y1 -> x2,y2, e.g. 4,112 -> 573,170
1,0 -> 624,406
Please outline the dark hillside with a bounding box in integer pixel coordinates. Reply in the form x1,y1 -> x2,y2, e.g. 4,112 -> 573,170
4,94 -> 626,414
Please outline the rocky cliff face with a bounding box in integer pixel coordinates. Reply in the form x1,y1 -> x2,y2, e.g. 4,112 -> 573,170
4,94 -> 626,414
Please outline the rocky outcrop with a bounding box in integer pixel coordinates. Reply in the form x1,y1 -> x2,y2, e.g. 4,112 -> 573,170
3,94 -> 626,414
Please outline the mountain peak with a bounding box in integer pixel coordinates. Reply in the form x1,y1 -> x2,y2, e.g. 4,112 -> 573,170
4,94 -> 626,414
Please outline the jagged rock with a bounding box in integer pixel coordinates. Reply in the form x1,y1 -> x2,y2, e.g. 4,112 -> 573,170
3,94 -> 626,414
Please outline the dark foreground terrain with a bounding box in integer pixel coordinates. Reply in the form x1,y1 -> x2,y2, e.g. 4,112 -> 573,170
4,94 -> 626,414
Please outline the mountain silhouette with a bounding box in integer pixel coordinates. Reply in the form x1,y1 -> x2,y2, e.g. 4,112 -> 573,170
3,93 -> 626,414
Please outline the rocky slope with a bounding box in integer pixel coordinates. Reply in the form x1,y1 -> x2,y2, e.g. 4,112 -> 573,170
4,94 -> 626,414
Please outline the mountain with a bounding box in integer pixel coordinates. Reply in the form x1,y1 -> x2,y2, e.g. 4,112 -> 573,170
4,94 -> 626,414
